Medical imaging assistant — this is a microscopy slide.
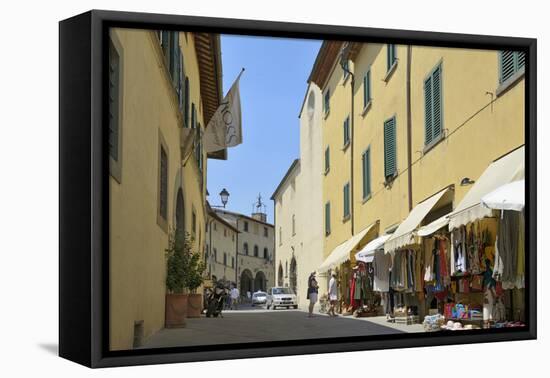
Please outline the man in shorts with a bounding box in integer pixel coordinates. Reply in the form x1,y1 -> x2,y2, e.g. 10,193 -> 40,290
328,272 -> 338,317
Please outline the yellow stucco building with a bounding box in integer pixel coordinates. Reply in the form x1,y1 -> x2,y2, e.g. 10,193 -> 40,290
108,28 -> 223,350
311,41 -> 524,302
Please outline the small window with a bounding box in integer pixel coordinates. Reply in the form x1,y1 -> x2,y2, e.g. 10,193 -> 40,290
499,50 -> 525,84
387,44 -> 397,71
264,248 -> 268,259
231,257 -> 235,268
324,146 -> 330,173
362,147 -> 372,199
383,116 -> 397,180
243,221 -> 249,232
343,116 -> 350,147
324,90 -> 330,115
191,103 -> 196,129
213,222 -> 217,231
254,245 -> 259,257
223,253 -> 227,266
224,228 -> 227,237
264,227 -> 268,237
292,214 -> 296,236
279,227 -> 282,246
243,242 -> 249,255
343,183 -> 350,219
192,210 -> 197,235
325,202 -> 331,236
159,146 -> 168,222
213,248 -> 217,262
363,69 -> 371,108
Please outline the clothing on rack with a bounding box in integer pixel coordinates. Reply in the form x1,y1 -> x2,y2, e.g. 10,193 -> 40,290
373,249 -> 391,292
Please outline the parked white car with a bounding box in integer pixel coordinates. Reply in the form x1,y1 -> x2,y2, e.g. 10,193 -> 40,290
266,287 -> 298,310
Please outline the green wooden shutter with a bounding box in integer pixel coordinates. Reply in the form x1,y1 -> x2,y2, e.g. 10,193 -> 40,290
324,90 -> 330,114
517,51 -> 526,69
364,70 -> 371,107
499,50 -> 516,83
108,41 -> 120,162
343,183 -> 350,218
362,148 -> 371,199
424,76 -> 433,146
325,202 -> 331,235
343,116 -> 350,146
384,117 -> 397,178
325,147 -> 330,172
387,44 -> 396,71
424,64 -> 443,146
432,65 -> 442,140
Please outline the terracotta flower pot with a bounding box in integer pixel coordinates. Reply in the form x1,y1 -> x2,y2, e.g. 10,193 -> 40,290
187,293 -> 203,318
165,293 -> 188,328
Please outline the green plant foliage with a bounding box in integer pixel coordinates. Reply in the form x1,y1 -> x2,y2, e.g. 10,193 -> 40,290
165,229 -> 206,294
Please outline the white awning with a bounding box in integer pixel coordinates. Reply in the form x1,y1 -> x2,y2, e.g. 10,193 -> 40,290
355,234 -> 392,263
449,146 -> 524,230
417,215 -> 450,237
481,179 -> 525,212
318,223 -> 376,273
385,187 -> 451,253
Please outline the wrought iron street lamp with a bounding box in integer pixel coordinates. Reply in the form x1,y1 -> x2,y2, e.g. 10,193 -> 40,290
219,188 -> 230,208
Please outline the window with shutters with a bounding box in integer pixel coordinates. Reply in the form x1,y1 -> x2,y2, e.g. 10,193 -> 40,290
108,36 -> 123,183
324,90 -> 330,116
342,59 -> 350,82
343,116 -> 350,148
244,242 -> 249,255
497,50 -> 525,94
213,248 -> 217,262
343,183 -> 351,220
157,132 -> 169,232
324,146 -> 330,174
254,245 -> 259,257
362,147 -> 372,200
184,77 -> 190,127
223,253 -> 227,266
232,257 -> 235,268
363,69 -> 372,111
424,63 -> 444,149
325,202 -> 331,236
264,248 -> 268,259
387,44 -> 397,71
383,116 -> 397,181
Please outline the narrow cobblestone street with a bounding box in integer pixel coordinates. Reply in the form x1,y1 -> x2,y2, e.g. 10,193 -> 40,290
141,306 -> 423,349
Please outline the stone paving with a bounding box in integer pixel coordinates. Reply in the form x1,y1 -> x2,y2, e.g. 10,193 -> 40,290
141,305 -> 423,349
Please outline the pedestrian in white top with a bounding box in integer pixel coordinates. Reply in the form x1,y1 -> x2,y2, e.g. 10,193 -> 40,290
328,273 -> 338,317
230,285 -> 240,310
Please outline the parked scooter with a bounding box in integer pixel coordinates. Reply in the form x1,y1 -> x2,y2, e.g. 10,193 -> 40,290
205,282 -> 229,318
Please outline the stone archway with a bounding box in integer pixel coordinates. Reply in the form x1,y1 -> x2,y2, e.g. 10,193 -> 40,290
278,263 -> 283,287
289,256 -> 297,294
254,271 -> 267,292
240,269 -> 253,297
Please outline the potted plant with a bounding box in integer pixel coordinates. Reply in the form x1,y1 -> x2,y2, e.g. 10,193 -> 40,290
184,245 -> 206,318
164,230 -> 191,328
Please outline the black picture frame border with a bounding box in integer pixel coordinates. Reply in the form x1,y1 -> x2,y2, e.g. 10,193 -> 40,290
59,9 -> 537,368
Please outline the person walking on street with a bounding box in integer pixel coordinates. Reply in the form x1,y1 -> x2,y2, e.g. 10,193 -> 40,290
307,272 -> 319,318
230,284 -> 240,310
328,272 -> 338,317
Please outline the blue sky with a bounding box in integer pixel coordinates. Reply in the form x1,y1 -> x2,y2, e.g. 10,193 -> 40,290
207,35 -> 321,223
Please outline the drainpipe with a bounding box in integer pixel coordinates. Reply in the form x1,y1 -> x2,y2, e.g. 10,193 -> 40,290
406,45 -> 413,212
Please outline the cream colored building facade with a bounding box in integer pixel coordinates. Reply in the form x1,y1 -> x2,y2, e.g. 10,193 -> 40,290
310,41 -> 524,297
205,206 -> 239,285
108,28 -> 223,350
215,208 -> 275,296
272,83 -> 325,309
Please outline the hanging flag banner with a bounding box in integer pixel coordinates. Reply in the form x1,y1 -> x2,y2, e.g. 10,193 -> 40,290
203,69 -> 244,153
